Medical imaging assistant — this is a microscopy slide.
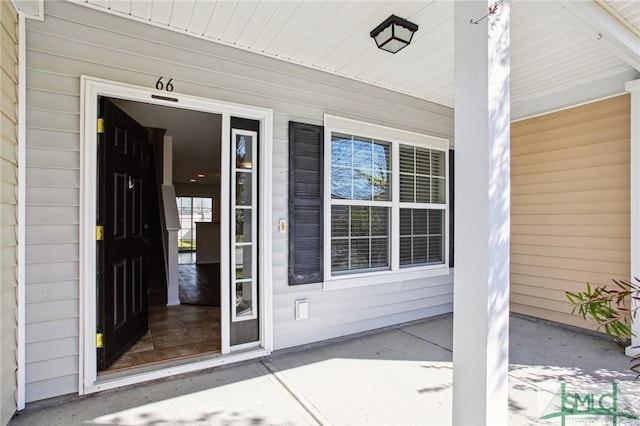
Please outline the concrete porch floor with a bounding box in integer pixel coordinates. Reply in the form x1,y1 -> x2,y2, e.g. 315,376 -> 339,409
10,314 -> 640,425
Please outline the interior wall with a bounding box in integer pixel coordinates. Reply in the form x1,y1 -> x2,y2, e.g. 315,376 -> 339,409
0,1 -> 18,422
510,94 -> 631,329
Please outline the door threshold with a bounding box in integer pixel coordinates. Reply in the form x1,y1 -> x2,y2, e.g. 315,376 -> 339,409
85,347 -> 270,395
98,350 -> 224,379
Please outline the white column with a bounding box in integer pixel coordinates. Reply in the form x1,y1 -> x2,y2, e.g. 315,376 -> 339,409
452,1 -> 511,425
626,79 -> 640,357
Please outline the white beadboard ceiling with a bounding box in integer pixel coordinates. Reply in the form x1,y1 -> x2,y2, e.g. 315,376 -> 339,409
73,0 -> 638,108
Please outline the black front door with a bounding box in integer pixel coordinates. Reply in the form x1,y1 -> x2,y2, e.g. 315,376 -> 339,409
97,98 -> 149,370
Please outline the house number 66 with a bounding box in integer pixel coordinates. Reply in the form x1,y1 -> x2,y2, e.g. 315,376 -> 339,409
155,77 -> 174,92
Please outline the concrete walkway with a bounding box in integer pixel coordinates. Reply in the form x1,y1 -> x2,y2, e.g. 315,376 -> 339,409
10,314 -> 639,425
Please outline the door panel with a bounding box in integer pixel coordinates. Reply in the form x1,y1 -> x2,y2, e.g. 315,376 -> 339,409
97,97 -> 150,369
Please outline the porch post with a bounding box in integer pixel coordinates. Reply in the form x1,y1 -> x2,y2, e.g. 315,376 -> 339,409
452,1 -> 510,425
626,79 -> 640,357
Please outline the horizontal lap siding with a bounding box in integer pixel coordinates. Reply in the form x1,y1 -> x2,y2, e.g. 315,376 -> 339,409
0,1 -> 17,423
510,95 -> 630,330
24,2 -> 454,402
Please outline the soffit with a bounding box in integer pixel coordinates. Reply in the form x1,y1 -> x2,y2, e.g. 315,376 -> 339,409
75,0 -> 637,108
602,0 -> 640,34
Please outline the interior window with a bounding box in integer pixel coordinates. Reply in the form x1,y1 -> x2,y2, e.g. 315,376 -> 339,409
176,196 -> 213,252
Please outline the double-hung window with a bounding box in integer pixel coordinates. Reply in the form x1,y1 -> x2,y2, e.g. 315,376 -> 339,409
330,133 -> 391,273
324,115 -> 449,286
398,145 -> 446,266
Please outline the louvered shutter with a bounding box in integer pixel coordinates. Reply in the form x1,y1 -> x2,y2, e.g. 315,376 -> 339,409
289,122 -> 324,285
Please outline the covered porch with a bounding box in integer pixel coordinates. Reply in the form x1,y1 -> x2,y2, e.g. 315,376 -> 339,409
2,0 -> 638,423
10,313 -> 639,425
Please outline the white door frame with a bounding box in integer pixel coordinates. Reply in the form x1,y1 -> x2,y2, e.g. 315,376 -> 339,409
79,76 -> 273,395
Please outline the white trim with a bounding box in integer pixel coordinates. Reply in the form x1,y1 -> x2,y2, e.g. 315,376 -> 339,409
323,122 -> 332,281
229,341 -> 261,352
84,348 -> 270,395
322,114 -> 450,290
79,76 -> 273,393
391,141 -> 400,272
511,70 -> 637,123
331,199 -> 393,207
259,109 -> 274,353
79,75 -> 96,395
16,11 -> 27,411
543,1 -> 640,71
324,114 -> 449,150
625,79 -> 640,357
11,0 -> 43,21
323,266 -> 450,291
398,202 -> 446,210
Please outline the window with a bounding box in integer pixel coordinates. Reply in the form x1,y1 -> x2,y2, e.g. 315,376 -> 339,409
176,196 -> 213,251
288,117 -> 449,287
330,134 -> 391,273
325,115 -> 449,280
398,145 -> 446,266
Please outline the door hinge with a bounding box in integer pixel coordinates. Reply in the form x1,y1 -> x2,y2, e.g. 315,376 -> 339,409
96,225 -> 104,241
97,118 -> 105,134
96,333 -> 104,349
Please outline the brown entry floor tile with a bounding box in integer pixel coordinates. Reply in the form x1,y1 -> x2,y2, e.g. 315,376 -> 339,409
155,343 -> 200,361
102,304 -> 220,373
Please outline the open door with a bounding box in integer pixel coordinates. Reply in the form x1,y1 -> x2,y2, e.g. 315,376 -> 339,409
97,98 -> 150,369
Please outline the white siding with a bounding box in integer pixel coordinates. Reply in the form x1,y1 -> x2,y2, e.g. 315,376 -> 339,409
24,1 -> 454,402
0,1 -> 18,422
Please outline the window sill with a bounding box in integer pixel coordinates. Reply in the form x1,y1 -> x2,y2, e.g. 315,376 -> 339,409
322,265 -> 450,291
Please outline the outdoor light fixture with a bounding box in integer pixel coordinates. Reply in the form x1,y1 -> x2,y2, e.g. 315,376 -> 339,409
370,15 -> 418,54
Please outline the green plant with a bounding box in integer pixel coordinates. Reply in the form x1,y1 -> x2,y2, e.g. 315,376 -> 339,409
566,277 -> 639,375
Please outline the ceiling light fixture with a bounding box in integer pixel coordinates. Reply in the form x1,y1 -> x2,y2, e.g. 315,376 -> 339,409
197,173 -> 205,178
189,179 -> 197,183
370,15 -> 418,54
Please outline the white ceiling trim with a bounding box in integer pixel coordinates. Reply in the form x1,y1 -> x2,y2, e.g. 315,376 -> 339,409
511,68 -> 638,121
69,0 -> 451,107
68,0 -> 637,114
12,0 -> 44,20
544,0 -> 640,71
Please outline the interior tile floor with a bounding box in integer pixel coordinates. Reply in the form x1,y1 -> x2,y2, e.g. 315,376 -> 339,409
104,304 -> 221,372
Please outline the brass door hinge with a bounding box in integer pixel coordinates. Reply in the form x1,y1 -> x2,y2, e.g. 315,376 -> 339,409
96,333 -> 104,349
96,225 -> 104,241
97,118 -> 105,134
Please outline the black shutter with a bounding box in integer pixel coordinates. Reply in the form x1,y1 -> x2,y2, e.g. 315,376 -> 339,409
289,121 -> 324,285
449,149 -> 454,268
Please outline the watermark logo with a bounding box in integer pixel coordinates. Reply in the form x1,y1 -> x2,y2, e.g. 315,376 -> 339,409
540,382 -> 638,425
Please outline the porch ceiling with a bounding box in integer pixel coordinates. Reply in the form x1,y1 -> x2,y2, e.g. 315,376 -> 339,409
74,0 -> 639,109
